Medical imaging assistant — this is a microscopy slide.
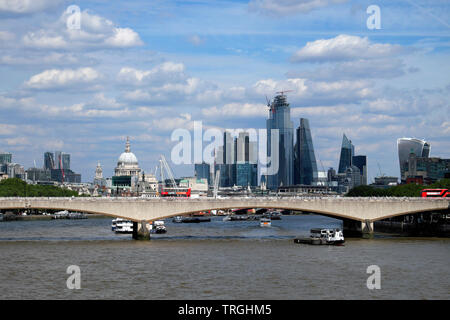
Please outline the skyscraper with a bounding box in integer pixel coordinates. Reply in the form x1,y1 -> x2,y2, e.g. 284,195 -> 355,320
397,138 -> 430,181
352,155 -> 367,185
44,152 -> 55,170
235,132 -> 258,187
338,134 -> 354,174
266,93 -> 294,189
294,118 -> 318,185
0,152 -> 12,165
195,162 -> 211,186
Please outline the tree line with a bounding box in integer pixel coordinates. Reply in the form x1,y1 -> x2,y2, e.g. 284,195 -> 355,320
0,178 -> 80,197
346,179 -> 450,197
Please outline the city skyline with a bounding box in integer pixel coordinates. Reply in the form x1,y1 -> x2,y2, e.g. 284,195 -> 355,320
0,0 -> 449,183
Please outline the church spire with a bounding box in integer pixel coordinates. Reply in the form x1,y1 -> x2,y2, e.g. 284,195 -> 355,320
125,136 -> 131,153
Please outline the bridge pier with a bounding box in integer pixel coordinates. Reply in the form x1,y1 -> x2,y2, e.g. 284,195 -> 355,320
343,219 -> 374,238
132,221 -> 151,240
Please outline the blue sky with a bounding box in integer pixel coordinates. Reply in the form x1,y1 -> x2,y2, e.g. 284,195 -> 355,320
0,0 -> 449,183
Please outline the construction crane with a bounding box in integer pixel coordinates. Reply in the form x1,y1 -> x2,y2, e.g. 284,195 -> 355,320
377,162 -> 385,177
159,155 -> 177,191
276,90 -> 293,96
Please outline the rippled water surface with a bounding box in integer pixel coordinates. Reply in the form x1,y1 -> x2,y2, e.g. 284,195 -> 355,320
0,215 -> 449,299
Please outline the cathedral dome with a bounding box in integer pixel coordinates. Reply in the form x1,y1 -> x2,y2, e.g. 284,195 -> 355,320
118,152 -> 138,165
114,137 -> 141,181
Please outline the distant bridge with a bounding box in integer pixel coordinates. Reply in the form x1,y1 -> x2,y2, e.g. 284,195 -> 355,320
1,197 -> 448,239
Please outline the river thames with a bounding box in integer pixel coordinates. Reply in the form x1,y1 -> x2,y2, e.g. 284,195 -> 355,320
0,215 -> 448,300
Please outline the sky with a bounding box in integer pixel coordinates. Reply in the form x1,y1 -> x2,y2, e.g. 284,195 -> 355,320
0,0 -> 449,183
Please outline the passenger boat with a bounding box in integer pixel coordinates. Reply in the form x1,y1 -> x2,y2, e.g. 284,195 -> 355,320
152,220 -> 167,234
260,217 -> 271,227
294,228 -> 345,245
112,218 -> 133,234
172,216 -> 183,223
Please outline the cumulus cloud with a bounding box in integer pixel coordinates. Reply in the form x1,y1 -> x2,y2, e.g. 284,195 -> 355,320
249,0 -> 347,16
202,103 -> 267,118
0,0 -> 60,15
22,9 -> 143,50
291,34 -> 403,63
24,67 -> 101,90
118,62 -> 186,86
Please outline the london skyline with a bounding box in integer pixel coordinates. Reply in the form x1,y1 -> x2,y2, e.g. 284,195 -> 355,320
0,0 -> 449,183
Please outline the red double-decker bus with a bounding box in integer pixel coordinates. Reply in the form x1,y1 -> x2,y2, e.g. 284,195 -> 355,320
421,189 -> 449,198
160,188 -> 191,198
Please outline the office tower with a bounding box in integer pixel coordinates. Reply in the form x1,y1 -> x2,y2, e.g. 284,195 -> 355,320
352,155 -> 367,185
266,93 -> 294,189
294,118 -> 318,185
0,152 -> 12,165
338,134 -> 354,174
62,153 -> 70,170
195,162 -> 211,186
397,138 -> 430,181
235,132 -> 258,187
44,152 -> 55,170
54,151 -> 62,169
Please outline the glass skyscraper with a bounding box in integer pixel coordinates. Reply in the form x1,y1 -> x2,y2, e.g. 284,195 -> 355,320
266,93 -> 294,189
338,134 -> 354,174
352,155 -> 367,185
195,162 -> 211,186
397,138 -> 430,181
294,118 -> 318,185
44,152 -> 55,170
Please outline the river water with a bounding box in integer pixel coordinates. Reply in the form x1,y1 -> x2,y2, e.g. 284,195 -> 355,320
0,215 -> 448,300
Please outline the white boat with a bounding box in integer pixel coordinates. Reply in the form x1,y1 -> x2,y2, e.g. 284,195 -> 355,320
52,210 -> 69,219
260,217 -> 271,227
152,220 -> 167,234
172,216 -> 183,223
294,228 -> 345,245
113,218 -> 133,234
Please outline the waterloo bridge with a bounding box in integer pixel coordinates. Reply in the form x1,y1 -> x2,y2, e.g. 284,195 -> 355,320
0,197 -> 448,239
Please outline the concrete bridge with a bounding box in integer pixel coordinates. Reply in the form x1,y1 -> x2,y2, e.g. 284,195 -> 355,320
1,197 -> 448,239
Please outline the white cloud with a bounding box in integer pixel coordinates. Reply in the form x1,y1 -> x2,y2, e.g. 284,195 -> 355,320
291,34 -> 403,63
24,67 -> 101,90
103,28 -> 143,48
249,0 -> 347,16
202,103 -> 267,118
22,9 -> 143,50
118,62 -> 186,86
0,0 -> 60,14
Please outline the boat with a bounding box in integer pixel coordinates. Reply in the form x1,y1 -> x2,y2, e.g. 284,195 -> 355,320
52,210 -> 69,219
267,211 -> 282,220
294,228 -> 345,245
182,217 -> 211,223
152,220 -> 167,234
172,216 -> 183,223
113,218 -> 133,234
260,217 -> 271,227
67,212 -> 87,219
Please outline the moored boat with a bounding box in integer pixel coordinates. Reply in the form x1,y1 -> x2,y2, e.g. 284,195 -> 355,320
294,228 -> 345,245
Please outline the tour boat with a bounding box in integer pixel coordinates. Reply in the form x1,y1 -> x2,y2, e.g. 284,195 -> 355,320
113,218 -> 133,234
152,220 -> 167,234
294,228 -> 345,245
260,217 -> 271,227
172,216 -> 183,223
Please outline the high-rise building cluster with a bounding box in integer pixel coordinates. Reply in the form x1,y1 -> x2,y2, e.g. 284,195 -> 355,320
264,93 -> 367,193
209,131 -> 258,188
0,149 -> 81,184
196,93 -> 367,193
